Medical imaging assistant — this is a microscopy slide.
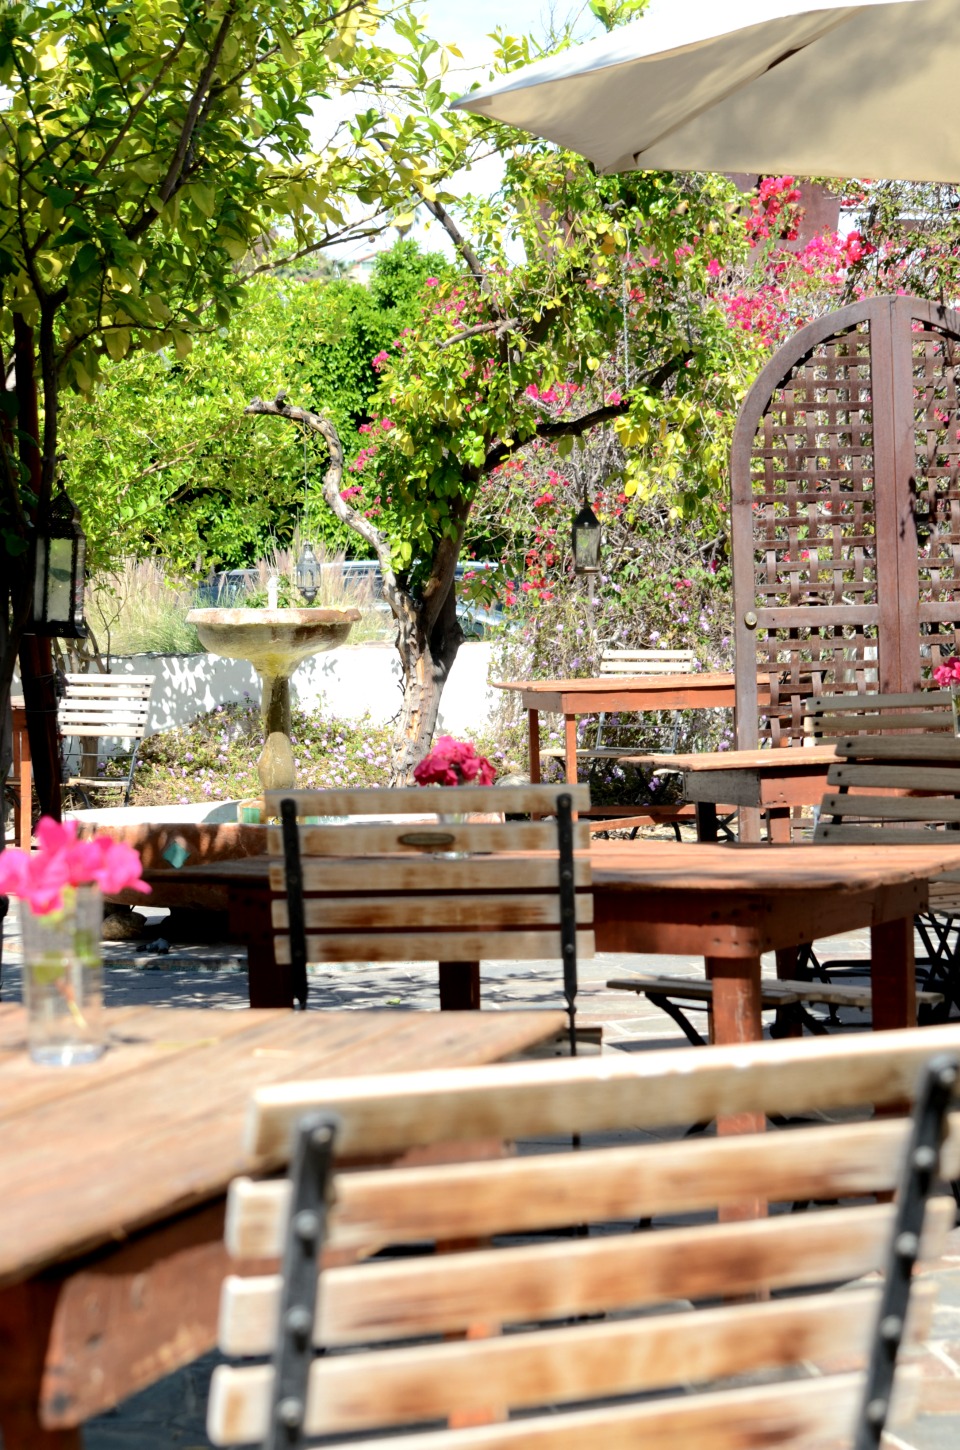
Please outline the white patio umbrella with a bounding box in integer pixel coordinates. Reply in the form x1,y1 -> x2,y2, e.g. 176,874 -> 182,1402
453,0 -> 960,183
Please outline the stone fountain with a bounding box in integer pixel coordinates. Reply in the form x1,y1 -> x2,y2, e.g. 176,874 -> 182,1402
187,581 -> 359,791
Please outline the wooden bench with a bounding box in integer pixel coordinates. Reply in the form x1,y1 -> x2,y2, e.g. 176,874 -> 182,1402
207,1028 -> 960,1450
264,783 -> 595,1050
810,731 -> 960,1016
59,671 -> 155,807
802,688 -> 954,740
607,970 -> 945,1044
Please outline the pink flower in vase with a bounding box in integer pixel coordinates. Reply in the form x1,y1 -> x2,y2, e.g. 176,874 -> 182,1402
933,657 -> 960,688
0,817 -> 151,916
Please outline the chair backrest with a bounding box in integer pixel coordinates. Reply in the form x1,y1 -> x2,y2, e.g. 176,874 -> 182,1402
814,733 -> 960,845
803,689 -> 953,741
599,647 -> 696,675
263,784 -> 594,1031
207,1026 -> 960,1450
58,672 -> 155,741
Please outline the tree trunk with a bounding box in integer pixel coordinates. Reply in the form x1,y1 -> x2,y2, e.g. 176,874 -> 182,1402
391,577 -> 465,784
13,315 -> 61,822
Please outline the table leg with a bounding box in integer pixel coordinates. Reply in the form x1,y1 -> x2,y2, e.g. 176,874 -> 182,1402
773,946 -> 804,1037
695,802 -> 719,843
738,806 -> 762,844
235,883 -> 296,1009
765,807 -> 792,843
528,709 -> 541,785
869,917 -> 917,1032
706,954 -> 767,1218
0,1283 -> 82,1449
564,715 -> 579,786
438,961 -> 481,1010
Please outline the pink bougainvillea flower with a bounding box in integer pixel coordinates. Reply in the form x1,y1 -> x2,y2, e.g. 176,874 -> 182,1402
0,817 -> 149,915
933,658 -> 960,686
414,736 -> 495,788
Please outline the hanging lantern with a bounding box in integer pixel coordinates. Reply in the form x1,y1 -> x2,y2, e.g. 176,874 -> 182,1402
295,541 -> 320,604
572,501 -> 601,575
31,490 -> 87,638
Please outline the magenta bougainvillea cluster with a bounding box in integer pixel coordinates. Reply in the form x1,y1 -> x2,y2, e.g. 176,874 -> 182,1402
413,736 -> 495,787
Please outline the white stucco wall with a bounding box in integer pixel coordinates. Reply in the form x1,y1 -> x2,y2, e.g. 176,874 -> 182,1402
109,641 -> 499,738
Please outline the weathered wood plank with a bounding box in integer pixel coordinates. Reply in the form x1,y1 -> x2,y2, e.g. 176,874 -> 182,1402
230,1118 -> 960,1255
207,1288 -> 895,1440
262,785 -> 591,816
266,820 -> 591,857
246,1026 -> 960,1159
269,857 -> 593,893
217,1199 -> 954,1355
272,895 -> 594,931
275,929 -> 595,966
206,1374 -> 874,1450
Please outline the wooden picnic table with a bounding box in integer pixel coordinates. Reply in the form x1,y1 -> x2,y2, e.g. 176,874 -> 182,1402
0,1003 -> 563,1448
494,673 -> 745,786
144,838 -> 960,1048
621,744 -> 840,842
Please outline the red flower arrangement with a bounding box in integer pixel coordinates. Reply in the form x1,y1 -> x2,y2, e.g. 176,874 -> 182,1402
933,657 -> 960,687
413,736 -> 495,787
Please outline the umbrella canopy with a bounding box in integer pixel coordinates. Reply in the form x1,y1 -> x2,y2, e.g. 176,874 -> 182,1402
454,0 -> 960,183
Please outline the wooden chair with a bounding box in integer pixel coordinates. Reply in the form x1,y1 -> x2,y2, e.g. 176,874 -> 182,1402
207,1027 -> 960,1450
811,731 -> 960,1018
802,689 -> 954,741
59,671 -> 155,807
264,783 -> 595,1050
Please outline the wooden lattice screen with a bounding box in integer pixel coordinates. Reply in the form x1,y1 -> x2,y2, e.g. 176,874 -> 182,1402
731,295 -> 960,747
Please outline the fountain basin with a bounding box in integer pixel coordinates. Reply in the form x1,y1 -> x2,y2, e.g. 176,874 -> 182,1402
185,606 -> 361,792
186,607 -> 360,673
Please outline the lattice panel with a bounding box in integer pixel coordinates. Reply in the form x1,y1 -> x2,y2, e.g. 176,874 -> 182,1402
913,323 -> 960,674
750,325 -> 878,742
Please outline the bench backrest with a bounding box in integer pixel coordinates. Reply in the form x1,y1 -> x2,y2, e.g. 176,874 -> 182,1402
208,1027 -> 960,1450
58,672 -> 155,741
599,647 -> 697,675
803,689 -> 953,740
815,733 -> 960,845
263,784 -> 594,1027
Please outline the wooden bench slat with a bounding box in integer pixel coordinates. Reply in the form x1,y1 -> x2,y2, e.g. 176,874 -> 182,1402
606,972 -> 944,1010
209,1287 -> 894,1441
274,928 -> 597,967
263,785 -> 591,816
820,792 -> 960,823
269,856 -> 593,893
207,1374 -> 875,1450
265,820 -> 591,857
244,1028 -> 960,1159
272,894 -> 595,932
828,762 -> 960,791
227,1117 -> 960,1257
217,1198 -> 955,1356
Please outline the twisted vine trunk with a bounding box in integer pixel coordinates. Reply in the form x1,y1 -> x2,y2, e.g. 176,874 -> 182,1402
243,395 -> 465,784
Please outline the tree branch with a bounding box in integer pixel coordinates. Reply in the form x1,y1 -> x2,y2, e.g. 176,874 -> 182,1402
437,317 -> 519,350
243,393 -> 416,631
483,351 -> 694,473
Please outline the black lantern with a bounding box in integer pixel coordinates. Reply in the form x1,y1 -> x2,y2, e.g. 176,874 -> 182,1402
572,500 -> 601,575
295,540 -> 320,604
31,489 -> 87,638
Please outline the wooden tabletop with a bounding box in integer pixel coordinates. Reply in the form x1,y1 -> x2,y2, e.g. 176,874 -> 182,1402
589,839 -> 960,895
0,1005 -> 563,1288
620,746 -> 840,773
494,672 -> 736,696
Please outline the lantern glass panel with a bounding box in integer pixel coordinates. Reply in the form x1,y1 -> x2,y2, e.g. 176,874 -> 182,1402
572,505 -> 601,574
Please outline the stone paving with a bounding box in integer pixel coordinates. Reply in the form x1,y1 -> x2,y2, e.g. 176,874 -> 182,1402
1,903 -> 958,1448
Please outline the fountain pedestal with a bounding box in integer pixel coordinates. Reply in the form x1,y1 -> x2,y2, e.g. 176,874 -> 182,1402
186,607 -> 360,791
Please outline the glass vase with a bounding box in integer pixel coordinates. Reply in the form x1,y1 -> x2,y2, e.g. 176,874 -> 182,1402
952,683 -> 960,738
20,884 -> 106,1065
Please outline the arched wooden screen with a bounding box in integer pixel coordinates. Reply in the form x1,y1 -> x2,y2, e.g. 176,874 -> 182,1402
731,295 -> 960,748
